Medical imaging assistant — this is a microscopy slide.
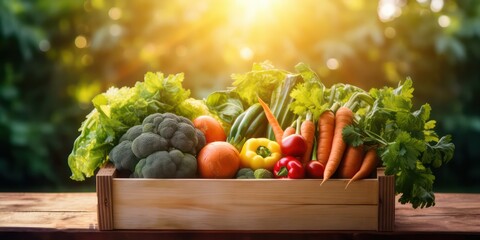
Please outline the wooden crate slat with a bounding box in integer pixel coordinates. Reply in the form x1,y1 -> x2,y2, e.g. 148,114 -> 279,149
378,168 -> 395,231
112,204 -> 378,230
112,178 -> 378,206
96,164 -> 116,230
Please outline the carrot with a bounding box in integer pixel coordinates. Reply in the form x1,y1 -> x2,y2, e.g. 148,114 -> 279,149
282,121 -> 296,139
336,145 -> 364,179
345,148 -> 379,189
301,112 -> 315,165
258,96 -> 284,144
321,106 -> 354,185
316,110 -> 335,167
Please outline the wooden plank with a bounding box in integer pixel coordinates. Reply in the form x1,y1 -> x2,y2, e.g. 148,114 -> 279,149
0,192 -> 96,212
111,178 -> 379,206
378,168 -> 395,231
96,164 -> 116,230
113,204 -> 378,230
0,193 -> 97,229
0,212 -> 97,229
395,193 -> 480,232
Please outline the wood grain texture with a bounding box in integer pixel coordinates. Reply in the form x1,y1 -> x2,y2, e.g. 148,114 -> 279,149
112,178 -> 379,205
96,164 -> 116,230
395,193 -> 480,232
110,177 -> 379,230
0,192 -> 97,229
378,168 -> 395,231
0,192 -> 96,212
0,192 -> 479,239
113,202 -> 378,230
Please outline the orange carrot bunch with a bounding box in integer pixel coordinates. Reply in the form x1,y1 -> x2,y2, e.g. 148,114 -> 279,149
312,92 -> 378,186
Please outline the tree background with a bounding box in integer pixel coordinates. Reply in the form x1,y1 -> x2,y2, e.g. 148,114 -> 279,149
1,0 -> 479,192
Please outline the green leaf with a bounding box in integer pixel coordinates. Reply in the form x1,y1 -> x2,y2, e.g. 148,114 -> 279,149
342,125 -> 364,147
422,135 -> 455,168
294,62 -> 320,82
413,103 -> 431,122
231,61 -> 289,106
394,132 -> 425,170
395,111 -> 424,134
289,80 -> 328,120
205,90 -> 245,126
396,165 -> 436,209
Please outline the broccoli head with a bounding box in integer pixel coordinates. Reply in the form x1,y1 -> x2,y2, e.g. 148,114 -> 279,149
133,149 -> 197,178
109,141 -> 139,172
254,169 -> 274,179
108,112 -> 206,178
235,168 -> 255,179
235,168 -> 273,179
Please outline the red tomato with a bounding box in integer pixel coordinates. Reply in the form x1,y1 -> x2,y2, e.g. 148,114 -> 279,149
306,161 -> 325,179
193,115 -> 226,143
281,134 -> 307,157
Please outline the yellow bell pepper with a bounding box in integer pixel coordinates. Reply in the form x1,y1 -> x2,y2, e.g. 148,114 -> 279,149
240,138 -> 282,170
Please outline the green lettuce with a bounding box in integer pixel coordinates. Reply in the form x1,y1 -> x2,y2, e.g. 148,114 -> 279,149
231,61 -> 288,106
205,90 -> 245,129
68,72 -> 190,181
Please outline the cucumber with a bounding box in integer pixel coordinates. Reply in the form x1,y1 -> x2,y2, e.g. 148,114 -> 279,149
244,111 -> 267,138
227,111 -> 246,142
251,119 -> 268,138
228,103 -> 265,150
232,104 -> 262,144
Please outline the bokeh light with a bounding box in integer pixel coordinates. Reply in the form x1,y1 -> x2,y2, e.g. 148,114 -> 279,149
438,15 -> 451,28
38,40 -> 51,52
430,0 -> 444,12
74,35 -> 88,48
108,7 -> 122,20
326,58 -> 340,70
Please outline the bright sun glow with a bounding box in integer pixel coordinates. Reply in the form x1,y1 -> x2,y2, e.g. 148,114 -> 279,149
234,0 -> 275,22
240,46 -> 254,60
378,0 -> 402,22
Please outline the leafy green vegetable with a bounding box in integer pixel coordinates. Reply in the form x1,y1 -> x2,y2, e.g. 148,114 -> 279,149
343,78 -> 455,208
68,72 -> 190,181
289,63 -> 329,120
231,61 -> 288,106
205,90 -> 245,129
289,80 -> 328,120
176,98 -> 212,121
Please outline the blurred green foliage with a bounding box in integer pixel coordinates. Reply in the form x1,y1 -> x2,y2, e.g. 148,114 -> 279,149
0,0 -> 479,192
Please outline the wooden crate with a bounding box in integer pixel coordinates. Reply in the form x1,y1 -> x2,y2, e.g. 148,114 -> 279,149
96,164 -> 395,231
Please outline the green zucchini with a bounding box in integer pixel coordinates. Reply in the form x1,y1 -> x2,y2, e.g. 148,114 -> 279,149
227,110 -> 246,142
228,103 -> 263,150
244,111 -> 267,138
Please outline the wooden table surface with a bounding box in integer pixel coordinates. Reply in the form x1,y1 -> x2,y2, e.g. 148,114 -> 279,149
0,192 -> 479,239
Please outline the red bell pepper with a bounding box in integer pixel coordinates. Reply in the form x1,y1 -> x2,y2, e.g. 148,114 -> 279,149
273,156 -> 305,179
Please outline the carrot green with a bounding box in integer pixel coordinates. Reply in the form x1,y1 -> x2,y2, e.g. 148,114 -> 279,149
342,78 -> 455,208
